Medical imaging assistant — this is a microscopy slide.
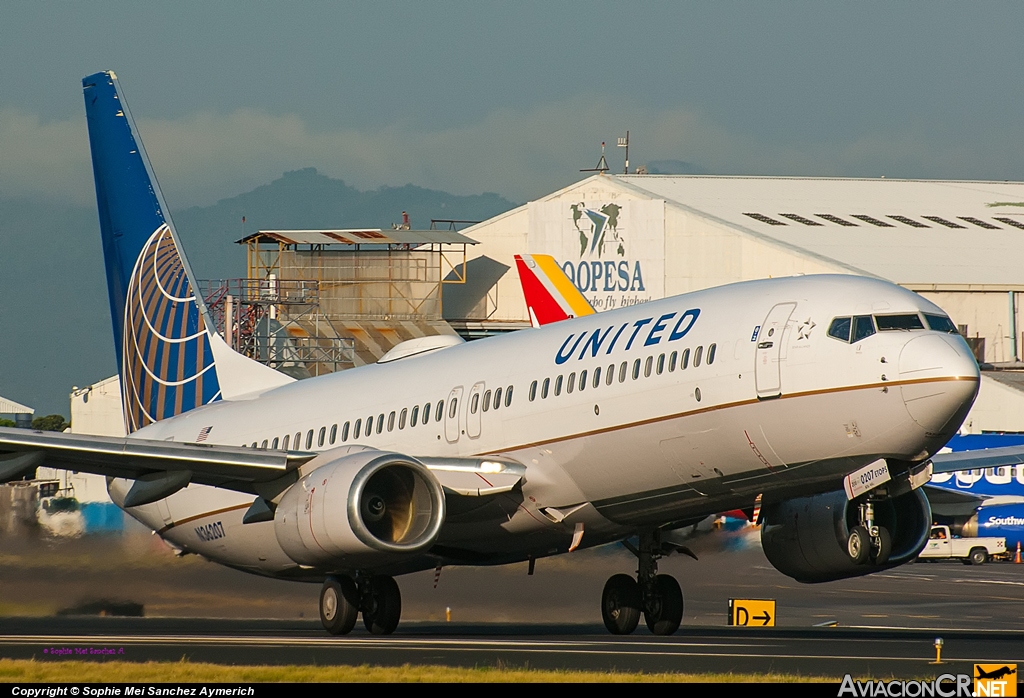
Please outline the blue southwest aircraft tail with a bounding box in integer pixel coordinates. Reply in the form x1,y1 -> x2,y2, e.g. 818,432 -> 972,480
82,71 -> 291,434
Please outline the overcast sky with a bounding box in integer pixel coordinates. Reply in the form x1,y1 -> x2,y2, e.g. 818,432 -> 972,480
3,2 -> 1024,210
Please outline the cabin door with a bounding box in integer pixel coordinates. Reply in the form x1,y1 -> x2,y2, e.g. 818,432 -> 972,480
444,386 -> 464,443
755,302 -> 796,399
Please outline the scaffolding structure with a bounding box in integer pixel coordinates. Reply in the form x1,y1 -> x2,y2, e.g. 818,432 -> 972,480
242,229 -> 474,320
202,229 -> 476,376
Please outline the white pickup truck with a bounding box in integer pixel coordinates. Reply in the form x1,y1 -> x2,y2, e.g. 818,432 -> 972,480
917,525 -> 1006,565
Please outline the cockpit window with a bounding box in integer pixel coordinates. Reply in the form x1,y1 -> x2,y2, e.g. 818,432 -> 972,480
828,317 -> 852,342
923,313 -> 959,334
875,314 -> 925,331
852,315 -> 876,342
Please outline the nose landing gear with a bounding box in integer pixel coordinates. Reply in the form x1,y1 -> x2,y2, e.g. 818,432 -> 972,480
601,530 -> 688,635
847,497 -> 892,566
320,573 -> 403,636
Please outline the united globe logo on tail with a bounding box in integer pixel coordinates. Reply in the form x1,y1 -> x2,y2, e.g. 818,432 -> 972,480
122,224 -> 220,431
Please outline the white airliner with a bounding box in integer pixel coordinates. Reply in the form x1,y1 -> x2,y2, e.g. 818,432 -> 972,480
0,72 -> 982,637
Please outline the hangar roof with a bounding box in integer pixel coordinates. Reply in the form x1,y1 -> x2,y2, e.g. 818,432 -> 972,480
614,175 -> 1024,287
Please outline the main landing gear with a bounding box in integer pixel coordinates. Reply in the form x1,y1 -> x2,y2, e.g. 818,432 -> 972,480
847,497 -> 891,566
602,530 -> 689,636
320,574 -> 402,635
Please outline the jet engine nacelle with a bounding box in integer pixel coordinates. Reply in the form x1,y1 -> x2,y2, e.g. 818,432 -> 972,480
274,449 -> 446,567
760,487 -> 931,583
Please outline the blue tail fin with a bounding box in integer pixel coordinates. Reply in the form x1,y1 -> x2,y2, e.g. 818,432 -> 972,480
83,71 -> 292,434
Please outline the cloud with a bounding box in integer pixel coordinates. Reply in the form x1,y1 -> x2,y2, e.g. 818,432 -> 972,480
1,96 -> 1022,209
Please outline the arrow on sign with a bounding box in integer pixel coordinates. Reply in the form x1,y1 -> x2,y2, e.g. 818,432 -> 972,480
753,610 -> 772,625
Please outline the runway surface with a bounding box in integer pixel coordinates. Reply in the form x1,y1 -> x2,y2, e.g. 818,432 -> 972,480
2,528 -> 1023,677
0,618 -> 1022,677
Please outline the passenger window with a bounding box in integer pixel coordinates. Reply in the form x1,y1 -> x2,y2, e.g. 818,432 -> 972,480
924,313 -> 958,334
471,393 -> 480,414
644,356 -> 653,377
376,414 -> 385,434
594,367 -> 602,388
435,401 -> 444,423
542,378 -> 550,399
354,419 -> 362,438
632,359 -> 641,380
448,398 -> 458,420
272,437 -> 279,449
399,408 -> 407,429
657,354 -> 665,375
708,344 -> 717,365
294,432 -> 301,448
261,439 -> 268,449
669,351 -> 677,372
329,424 -> 337,445
607,364 -> 615,385
411,406 -> 419,427
305,430 -> 314,449
579,369 -> 587,392
505,386 -> 513,407
529,380 -> 538,401
555,375 -> 563,396
567,373 -> 576,394
494,387 -> 502,409
283,434 -> 290,450
388,411 -> 396,432
853,315 -> 876,342
619,361 -> 627,383
252,442 -> 258,449
423,403 -> 431,424
828,317 -> 852,342
483,389 -> 492,411
694,346 -> 703,367
681,348 -> 690,369
367,416 -> 374,436
317,427 -> 326,446
342,422 -> 350,442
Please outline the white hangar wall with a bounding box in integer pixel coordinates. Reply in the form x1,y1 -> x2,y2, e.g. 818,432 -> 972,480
461,174 -> 1024,365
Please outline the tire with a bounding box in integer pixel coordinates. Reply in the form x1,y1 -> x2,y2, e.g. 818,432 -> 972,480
968,548 -> 987,566
644,574 -> 683,636
847,525 -> 870,564
362,575 -> 402,635
601,574 -> 641,635
320,576 -> 358,635
871,526 -> 892,565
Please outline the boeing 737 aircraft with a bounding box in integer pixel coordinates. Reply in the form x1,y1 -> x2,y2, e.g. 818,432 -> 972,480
0,72 -> 984,637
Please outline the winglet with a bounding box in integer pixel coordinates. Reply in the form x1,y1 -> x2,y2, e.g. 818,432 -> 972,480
514,254 -> 595,328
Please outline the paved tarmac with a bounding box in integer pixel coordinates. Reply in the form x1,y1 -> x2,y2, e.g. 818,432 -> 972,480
0,618 -> 1021,677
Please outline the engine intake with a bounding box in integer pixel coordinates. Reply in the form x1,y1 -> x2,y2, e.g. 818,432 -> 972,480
761,487 -> 931,583
275,449 -> 445,566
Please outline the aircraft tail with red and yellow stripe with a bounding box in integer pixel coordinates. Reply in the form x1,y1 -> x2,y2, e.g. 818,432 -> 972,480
514,254 -> 595,328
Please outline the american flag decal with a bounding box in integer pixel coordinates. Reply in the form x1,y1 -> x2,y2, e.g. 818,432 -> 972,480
196,426 -> 213,442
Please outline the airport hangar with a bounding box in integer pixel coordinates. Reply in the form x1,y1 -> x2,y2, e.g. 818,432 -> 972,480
456,173 -> 1024,434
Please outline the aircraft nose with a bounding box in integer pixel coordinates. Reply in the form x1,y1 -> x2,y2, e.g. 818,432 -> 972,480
898,334 -> 980,433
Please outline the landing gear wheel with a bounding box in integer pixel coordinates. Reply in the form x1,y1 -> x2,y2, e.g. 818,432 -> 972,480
644,574 -> 683,636
871,526 -> 892,565
602,574 -> 641,635
968,548 -> 987,566
847,526 -> 870,565
320,576 -> 358,635
362,575 -> 402,635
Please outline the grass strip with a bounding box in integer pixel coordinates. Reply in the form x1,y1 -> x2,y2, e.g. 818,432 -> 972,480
0,659 -> 835,683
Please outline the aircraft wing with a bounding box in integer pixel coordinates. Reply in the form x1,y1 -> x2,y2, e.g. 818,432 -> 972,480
921,484 -> 986,517
0,426 -> 525,507
930,445 -> 1024,474
0,425 -> 314,493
